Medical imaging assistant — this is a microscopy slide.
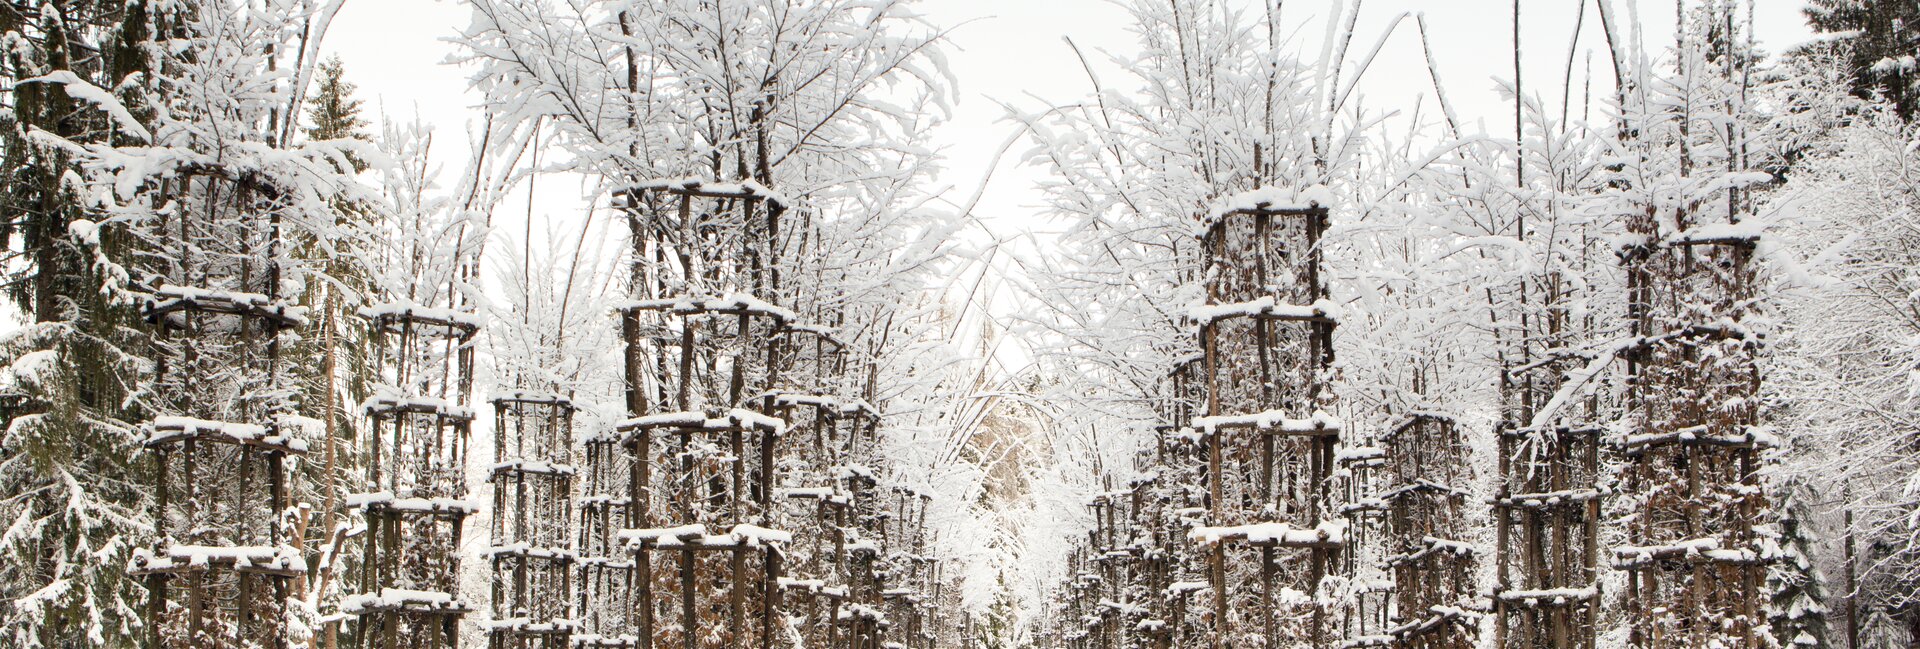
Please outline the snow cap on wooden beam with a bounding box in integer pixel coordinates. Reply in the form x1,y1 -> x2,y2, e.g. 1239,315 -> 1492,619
358,299 -> 484,339
613,292 -> 798,322
1496,586 -> 1597,607
489,391 -> 575,408
767,392 -> 877,418
1186,519 -> 1349,548
1186,296 -> 1342,325
144,415 -> 310,454
1190,409 -> 1342,436
144,284 -> 312,331
360,391 -> 478,421
343,491 -> 480,515
484,543 -> 578,561
617,523 -> 794,550
478,617 -> 580,634
614,407 -> 786,435
128,543 -> 308,575
1198,184 -> 1335,230
489,458 -> 577,477
609,177 -> 790,209
1611,537 -> 1773,569
340,587 -> 469,614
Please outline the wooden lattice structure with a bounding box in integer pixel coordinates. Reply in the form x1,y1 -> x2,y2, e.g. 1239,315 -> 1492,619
1381,414 -> 1479,649
1148,360 -> 1214,648
135,416 -> 309,649
1082,486 -> 1147,649
602,181 -> 788,648
343,303 -> 481,648
575,425 -> 640,647
615,409 -> 788,649
1184,193 -> 1343,649
1490,216 -> 1608,649
603,178 -> 944,649
486,392 -> 580,648
830,461 -> 889,649
614,291 -> 791,649
1492,421 -> 1600,649
1612,218 -> 1773,649
1336,438 -> 1391,649
767,393 -> 879,649
877,487 -> 937,649
1056,191 -> 1353,648
130,169 -> 312,649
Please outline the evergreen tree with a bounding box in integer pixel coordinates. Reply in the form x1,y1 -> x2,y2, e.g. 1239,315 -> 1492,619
977,571 -> 1022,649
305,56 -> 372,171
0,3 -> 162,646
1803,0 -> 1920,119
1858,607 -> 1910,649
1769,482 -> 1834,649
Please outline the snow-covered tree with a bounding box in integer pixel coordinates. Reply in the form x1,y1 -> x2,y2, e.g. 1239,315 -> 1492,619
1768,481 -> 1834,649
0,5 -> 161,644
977,570 -> 1024,649
1801,0 -> 1920,120
1768,79 -> 1920,649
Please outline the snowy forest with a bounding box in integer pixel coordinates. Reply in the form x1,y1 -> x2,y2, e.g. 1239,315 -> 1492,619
0,0 -> 1917,648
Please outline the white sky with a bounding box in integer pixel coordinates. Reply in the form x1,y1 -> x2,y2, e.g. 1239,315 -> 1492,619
318,0 -> 1818,377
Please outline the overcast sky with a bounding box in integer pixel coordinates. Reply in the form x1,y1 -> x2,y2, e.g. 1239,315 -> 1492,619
318,0 -> 1817,370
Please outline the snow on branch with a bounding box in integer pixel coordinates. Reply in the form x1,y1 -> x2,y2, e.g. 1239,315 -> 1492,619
1527,320 -> 1756,431
1379,480 -> 1471,502
1384,536 -> 1476,567
781,321 -> 850,349
20,71 -> 153,142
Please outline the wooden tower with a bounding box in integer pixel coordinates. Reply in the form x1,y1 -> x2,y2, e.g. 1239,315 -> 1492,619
343,304 -> 481,648
1613,214 -> 1772,649
605,171 -> 944,649
486,392 -> 580,648
1382,414 -> 1479,649
610,182 -> 794,649
1185,190 -> 1343,649
130,169 -> 312,649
